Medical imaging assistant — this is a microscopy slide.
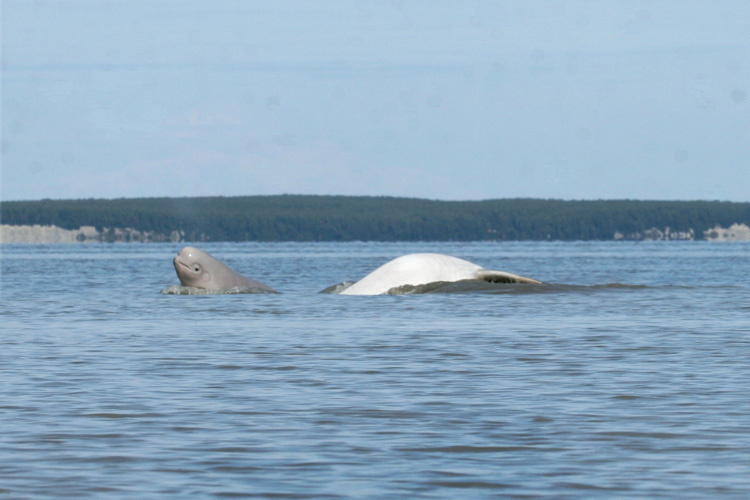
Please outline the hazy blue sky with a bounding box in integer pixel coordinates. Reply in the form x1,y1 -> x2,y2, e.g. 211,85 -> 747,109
2,0 -> 749,201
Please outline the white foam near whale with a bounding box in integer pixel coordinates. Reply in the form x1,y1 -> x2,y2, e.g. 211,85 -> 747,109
172,246 -> 276,293
338,253 -> 541,295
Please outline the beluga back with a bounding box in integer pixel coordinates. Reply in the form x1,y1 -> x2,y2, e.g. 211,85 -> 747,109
339,253 -> 541,295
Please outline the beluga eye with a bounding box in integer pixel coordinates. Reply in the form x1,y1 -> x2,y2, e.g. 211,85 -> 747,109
194,267 -> 200,272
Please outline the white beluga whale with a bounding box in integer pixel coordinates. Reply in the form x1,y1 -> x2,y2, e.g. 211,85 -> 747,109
339,253 -> 541,295
173,246 -> 276,292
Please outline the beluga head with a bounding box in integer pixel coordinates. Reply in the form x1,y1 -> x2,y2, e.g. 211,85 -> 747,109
173,246 -> 214,287
172,246 -> 277,292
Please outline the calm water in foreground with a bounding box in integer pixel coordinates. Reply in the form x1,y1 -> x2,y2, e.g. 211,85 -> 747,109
1,241 -> 749,498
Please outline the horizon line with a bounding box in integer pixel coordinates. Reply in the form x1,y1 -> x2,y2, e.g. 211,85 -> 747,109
2,194 -> 747,204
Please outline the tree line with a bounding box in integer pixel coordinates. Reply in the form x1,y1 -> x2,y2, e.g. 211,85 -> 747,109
2,195 -> 749,241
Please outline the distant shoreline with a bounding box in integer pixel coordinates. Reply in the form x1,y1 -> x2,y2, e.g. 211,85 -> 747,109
2,223 -> 749,244
2,196 -> 750,243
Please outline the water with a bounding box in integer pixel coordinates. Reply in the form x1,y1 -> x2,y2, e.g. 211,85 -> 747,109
1,241 -> 749,498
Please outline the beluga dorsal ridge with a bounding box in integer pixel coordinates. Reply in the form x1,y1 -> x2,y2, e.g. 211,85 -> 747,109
172,246 -> 276,292
339,253 -> 541,295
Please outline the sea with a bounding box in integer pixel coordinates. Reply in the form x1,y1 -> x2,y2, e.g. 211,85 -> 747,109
1,241 -> 749,499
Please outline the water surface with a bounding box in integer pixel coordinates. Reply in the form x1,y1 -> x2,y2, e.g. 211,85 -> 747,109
1,241 -> 749,498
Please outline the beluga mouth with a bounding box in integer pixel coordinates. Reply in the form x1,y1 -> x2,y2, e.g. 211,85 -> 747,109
173,256 -> 190,271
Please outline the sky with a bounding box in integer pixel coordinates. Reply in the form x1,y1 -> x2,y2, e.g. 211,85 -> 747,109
2,0 -> 749,202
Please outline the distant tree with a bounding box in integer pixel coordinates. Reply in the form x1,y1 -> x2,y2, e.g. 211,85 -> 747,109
2,196 -> 749,242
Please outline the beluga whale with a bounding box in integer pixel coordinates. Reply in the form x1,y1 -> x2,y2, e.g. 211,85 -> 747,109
172,246 -> 276,292
338,253 -> 541,295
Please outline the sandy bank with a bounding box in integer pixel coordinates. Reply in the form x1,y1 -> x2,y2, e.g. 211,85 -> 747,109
704,223 -> 750,241
3,223 -> 749,244
1,225 -> 100,244
1,225 -> 184,244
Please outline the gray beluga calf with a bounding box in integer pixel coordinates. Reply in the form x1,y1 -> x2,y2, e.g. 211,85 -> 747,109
173,246 -> 276,292
339,253 -> 541,295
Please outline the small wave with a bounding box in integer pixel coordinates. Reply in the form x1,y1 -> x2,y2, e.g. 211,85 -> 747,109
318,281 -> 356,294
160,285 -> 277,295
387,281 -> 459,294
322,280 -> 654,295
589,283 -> 648,290
477,283 -> 649,295
385,280 -> 556,295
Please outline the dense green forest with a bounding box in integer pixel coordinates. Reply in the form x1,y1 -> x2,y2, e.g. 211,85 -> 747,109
2,195 -> 749,241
